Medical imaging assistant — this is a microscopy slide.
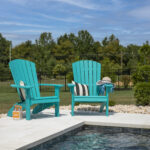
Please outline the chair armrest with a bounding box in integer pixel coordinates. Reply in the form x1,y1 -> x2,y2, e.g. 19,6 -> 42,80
39,84 -> 63,97
67,84 -> 75,97
11,84 -> 32,100
11,84 -> 33,89
105,84 -> 113,88
96,84 -> 114,96
105,84 -> 114,95
68,83 -> 75,88
39,84 -> 63,88
96,84 -> 113,89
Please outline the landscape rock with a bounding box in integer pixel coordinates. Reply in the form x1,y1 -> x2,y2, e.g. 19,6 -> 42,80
1,105 -> 150,118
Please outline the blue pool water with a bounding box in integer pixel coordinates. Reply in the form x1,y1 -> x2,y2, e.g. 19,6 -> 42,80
30,126 -> 150,150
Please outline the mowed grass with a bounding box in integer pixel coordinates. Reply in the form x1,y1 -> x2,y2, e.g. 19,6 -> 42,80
0,89 -> 136,114
109,90 -> 136,105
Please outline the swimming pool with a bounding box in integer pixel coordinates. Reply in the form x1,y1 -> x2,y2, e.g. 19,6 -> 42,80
30,125 -> 150,150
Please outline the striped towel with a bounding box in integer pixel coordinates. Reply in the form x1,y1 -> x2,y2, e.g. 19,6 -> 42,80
72,81 -> 89,96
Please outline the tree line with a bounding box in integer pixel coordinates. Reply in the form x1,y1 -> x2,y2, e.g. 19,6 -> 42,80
0,30 -> 150,82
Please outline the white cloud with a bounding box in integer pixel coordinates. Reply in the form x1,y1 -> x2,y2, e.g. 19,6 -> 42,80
54,0 -> 98,10
6,0 -> 98,10
55,0 -> 123,11
38,13 -> 80,23
6,0 -> 124,12
3,33 -> 19,39
111,0 -> 121,6
11,29 -> 48,33
82,14 -> 94,19
6,0 -> 28,5
129,6 -> 150,20
2,32 -> 38,46
0,21 -> 52,28
1,28 -> 67,46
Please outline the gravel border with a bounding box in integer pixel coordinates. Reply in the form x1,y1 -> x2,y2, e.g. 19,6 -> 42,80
61,104 -> 150,114
1,105 -> 150,118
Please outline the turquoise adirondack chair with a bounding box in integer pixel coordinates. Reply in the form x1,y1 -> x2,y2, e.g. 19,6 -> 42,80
7,59 -> 63,120
68,60 -> 113,116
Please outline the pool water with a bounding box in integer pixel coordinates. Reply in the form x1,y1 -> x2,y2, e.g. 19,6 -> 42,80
30,126 -> 150,150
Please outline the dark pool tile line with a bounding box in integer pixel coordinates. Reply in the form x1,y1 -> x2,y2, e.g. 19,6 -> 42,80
83,125 -> 150,135
29,125 -> 150,150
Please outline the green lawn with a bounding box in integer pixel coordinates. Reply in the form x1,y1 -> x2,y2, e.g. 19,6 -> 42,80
109,90 -> 136,105
0,90 -> 136,114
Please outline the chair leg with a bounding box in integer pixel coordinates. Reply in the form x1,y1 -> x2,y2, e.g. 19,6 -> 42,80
7,103 -> 19,117
100,102 -> 105,112
55,103 -> 59,117
71,101 -> 74,116
26,99 -> 30,120
106,101 -> 109,116
26,104 -> 30,120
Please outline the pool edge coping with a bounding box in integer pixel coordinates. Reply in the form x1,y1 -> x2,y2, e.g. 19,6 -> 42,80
17,122 -> 84,150
17,120 -> 150,150
84,121 -> 150,129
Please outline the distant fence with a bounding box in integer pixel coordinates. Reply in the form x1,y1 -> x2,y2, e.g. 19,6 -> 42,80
38,68 -> 135,92
0,68 -> 137,93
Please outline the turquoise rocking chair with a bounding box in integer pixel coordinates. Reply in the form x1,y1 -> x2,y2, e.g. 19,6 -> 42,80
68,60 -> 113,116
7,59 -> 63,120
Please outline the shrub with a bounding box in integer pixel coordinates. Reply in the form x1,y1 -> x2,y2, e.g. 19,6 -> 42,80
101,58 -> 120,83
122,75 -> 130,88
132,65 -> 150,85
109,100 -> 116,106
134,82 -> 150,106
52,64 -> 66,77
66,72 -> 73,83
0,64 -> 11,81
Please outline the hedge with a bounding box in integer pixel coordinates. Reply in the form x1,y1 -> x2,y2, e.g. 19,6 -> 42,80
132,65 -> 150,85
134,82 -> 150,106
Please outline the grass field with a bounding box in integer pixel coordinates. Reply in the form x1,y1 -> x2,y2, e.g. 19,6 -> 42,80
0,79 -> 136,114
0,90 -> 136,114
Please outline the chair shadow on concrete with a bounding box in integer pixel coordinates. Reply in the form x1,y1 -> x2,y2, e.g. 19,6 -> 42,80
74,106 -> 115,116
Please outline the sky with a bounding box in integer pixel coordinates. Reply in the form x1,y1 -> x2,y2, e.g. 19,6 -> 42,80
0,0 -> 150,46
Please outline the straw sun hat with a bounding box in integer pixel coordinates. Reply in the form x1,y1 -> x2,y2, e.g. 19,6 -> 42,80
96,77 -> 111,85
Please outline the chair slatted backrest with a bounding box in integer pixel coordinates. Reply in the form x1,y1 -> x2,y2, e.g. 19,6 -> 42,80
72,60 -> 101,96
9,59 -> 40,99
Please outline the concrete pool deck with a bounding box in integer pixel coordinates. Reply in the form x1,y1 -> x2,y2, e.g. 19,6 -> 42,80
0,109 -> 150,150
